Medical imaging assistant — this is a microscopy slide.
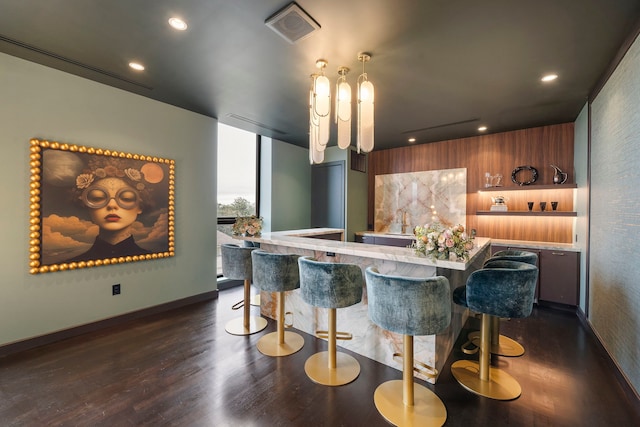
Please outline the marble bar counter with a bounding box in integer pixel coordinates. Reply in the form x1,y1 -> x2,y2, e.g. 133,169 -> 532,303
491,238 -> 581,252
236,228 -> 491,383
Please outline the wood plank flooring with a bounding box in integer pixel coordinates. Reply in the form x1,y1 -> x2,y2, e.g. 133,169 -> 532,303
1,285 -> 639,426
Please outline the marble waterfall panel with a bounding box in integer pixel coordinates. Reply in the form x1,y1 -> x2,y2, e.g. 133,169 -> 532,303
374,168 -> 467,233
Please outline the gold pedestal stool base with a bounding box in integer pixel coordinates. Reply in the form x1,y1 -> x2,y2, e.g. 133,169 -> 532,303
304,351 -> 360,386
468,331 -> 525,357
451,359 -> 521,400
224,316 -> 268,336
374,380 -> 447,427
257,331 -> 304,357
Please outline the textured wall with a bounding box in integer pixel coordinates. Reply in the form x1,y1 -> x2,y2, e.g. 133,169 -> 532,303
574,104 -> 589,312
590,35 -> 640,394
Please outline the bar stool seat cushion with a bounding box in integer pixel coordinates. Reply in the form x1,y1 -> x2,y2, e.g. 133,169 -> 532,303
365,268 -> 451,336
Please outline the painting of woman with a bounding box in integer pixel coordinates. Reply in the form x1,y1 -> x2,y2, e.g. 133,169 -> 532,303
38,147 -> 172,267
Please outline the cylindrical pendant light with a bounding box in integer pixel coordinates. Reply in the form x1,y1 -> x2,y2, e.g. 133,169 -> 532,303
357,53 -> 374,154
309,77 -> 325,164
311,59 -> 331,148
335,66 -> 351,149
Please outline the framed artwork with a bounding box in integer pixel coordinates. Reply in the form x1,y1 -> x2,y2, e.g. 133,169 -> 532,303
28,138 -> 175,274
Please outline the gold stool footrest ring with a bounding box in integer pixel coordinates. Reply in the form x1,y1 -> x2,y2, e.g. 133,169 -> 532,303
392,353 -> 438,379
284,311 -> 294,328
231,299 -> 244,310
315,330 -> 353,340
461,339 -> 479,355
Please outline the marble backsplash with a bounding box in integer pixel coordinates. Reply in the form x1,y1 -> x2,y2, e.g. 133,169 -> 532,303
374,168 -> 467,232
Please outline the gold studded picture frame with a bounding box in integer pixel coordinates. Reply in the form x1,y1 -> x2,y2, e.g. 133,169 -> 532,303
28,138 -> 175,274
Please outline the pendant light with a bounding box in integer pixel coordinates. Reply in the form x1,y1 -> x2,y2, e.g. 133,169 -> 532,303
309,73 -> 324,164
311,59 -> 330,148
335,66 -> 351,149
357,52 -> 374,154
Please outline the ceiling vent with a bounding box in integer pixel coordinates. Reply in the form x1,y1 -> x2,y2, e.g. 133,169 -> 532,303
265,2 -> 320,44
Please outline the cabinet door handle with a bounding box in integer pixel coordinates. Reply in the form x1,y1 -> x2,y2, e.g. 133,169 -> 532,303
551,252 -> 565,256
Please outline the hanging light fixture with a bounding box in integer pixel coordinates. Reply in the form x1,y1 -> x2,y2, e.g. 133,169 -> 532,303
357,52 -> 374,153
309,75 -> 324,164
312,59 -> 331,149
335,66 -> 351,149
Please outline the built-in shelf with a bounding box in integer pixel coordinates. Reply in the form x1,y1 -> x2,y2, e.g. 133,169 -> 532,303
478,183 -> 578,192
476,210 -> 577,217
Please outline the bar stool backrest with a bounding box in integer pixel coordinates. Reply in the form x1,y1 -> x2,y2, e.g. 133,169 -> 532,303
489,250 -> 537,266
221,243 -> 255,281
466,260 -> 538,319
298,256 -> 363,309
251,250 -> 300,292
365,267 -> 451,336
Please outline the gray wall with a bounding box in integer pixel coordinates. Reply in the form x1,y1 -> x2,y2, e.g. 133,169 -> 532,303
590,35 -> 640,394
260,137 -> 311,232
0,53 -> 219,347
316,146 -> 368,241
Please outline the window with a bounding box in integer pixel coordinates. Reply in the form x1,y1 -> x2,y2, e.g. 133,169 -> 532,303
216,124 -> 260,276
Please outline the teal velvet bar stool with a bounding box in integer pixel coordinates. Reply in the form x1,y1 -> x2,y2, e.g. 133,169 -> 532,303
451,259 -> 538,400
298,256 -> 363,386
459,250 -> 538,357
221,244 -> 268,336
251,250 -> 304,357
365,267 -> 451,427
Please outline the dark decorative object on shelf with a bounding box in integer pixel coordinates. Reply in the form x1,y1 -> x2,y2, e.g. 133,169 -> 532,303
550,164 -> 568,184
511,165 -> 538,186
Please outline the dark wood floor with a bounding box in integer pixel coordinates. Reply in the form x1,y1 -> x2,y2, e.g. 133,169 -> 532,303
1,286 -> 639,427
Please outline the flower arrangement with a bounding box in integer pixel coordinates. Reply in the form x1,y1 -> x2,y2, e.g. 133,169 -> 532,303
232,215 -> 263,236
412,222 -> 475,261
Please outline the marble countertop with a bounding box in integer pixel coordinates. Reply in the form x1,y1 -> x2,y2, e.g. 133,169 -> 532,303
354,231 -> 415,240
237,228 -> 491,271
491,239 -> 581,252
356,232 -> 580,252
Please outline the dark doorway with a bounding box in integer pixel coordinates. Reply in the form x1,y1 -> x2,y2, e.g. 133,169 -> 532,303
311,161 -> 345,229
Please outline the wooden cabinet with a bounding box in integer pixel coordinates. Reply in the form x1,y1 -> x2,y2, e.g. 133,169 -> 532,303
538,250 -> 579,306
355,234 -> 413,248
491,244 -> 579,306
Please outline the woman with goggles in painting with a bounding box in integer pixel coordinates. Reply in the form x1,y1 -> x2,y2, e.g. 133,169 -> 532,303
64,158 -> 158,262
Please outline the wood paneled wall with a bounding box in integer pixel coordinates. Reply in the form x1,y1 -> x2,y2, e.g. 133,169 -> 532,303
367,123 -> 575,243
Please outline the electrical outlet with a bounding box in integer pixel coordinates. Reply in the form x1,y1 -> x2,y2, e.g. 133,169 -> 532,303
112,284 -> 121,295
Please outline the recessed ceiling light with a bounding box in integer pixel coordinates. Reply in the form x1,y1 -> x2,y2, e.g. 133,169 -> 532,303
168,17 -> 188,31
478,126 -> 488,132
408,137 -> 416,143
129,62 -> 145,71
541,74 -> 558,82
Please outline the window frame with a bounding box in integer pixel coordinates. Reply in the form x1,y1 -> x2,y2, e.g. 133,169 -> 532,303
216,133 -> 261,277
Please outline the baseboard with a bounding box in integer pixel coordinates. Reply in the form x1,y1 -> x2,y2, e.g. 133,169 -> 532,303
536,300 -> 578,313
0,290 -> 219,358
576,309 -> 640,411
